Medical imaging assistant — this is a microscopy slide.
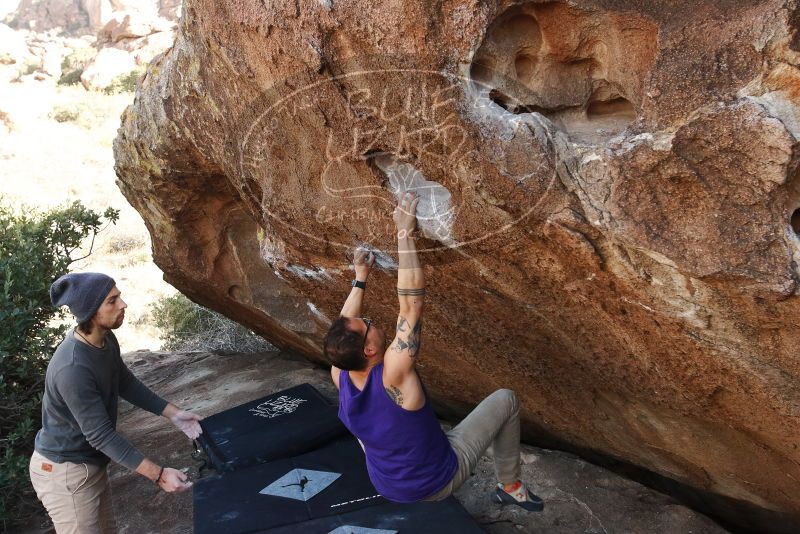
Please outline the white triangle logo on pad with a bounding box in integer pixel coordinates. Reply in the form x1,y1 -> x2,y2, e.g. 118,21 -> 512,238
260,469 -> 341,501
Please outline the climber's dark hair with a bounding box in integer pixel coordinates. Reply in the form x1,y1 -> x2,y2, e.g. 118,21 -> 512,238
324,316 -> 369,371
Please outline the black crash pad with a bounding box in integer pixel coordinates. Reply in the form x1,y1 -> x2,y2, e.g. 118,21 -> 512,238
197,383 -> 346,472
193,382 -> 484,534
194,435 -> 389,534
257,497 -> 485,533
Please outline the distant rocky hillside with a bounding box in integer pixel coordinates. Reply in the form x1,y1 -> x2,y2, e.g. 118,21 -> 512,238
6,0 -> 180,34
1,0 -> 179,90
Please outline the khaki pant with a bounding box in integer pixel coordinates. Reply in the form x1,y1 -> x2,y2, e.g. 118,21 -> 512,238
425,388 -> 522,501
29,450 -> 116,534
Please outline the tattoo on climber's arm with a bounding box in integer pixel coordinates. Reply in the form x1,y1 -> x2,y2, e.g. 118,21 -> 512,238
385,385 -> 404,406
392,317 -> 422,358
396,316 -> 408,333
392,315 -> 409,352
407,319 -> 422,358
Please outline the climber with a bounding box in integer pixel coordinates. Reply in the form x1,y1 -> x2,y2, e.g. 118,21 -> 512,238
324,191 -> 544,511
30,272 -> 203,533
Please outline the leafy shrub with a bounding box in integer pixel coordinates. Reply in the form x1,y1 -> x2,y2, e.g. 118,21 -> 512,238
151,294 -> 274,353
103,67 -> 146,95
0,200 -> 119,529
106,232 -> 147,254
58,47 -> 97,86
57,68 -> 83,87
49,105 -> 81,123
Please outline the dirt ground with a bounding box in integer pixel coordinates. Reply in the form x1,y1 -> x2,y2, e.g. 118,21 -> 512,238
20,349 -> 728,534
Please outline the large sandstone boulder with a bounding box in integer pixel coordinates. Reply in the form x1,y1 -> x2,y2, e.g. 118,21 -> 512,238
113,1 -> 800,531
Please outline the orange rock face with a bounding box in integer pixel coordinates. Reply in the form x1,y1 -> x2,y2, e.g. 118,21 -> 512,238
114,1 -> 800,531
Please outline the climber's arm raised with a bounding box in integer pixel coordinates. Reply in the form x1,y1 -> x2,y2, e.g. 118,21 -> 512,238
339,248 -> 374,319
383,192 -> 424,384
330,248 -> 375,387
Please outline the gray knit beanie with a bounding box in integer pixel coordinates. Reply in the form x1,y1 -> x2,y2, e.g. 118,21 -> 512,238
49,272 -> 116,323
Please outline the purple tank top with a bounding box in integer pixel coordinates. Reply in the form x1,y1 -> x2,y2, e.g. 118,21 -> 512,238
338,363 -> 458,503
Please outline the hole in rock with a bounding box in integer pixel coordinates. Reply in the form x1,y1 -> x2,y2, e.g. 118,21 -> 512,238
363,148 -> 388,160
791,208 -> 800,235
363,149 -> 391,187
490,13 -> 542,52
488,89 -> 514,112
470,56 -> 495,86
514,53 -> 537,82
489,88 -> 572,116
587,97 -> 636,121
228,285 -> 243,300
469,2 -> 656,143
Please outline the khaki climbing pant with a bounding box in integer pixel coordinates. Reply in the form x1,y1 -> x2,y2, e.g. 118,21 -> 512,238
29,450 -> 117,534
424,388 -> 522,501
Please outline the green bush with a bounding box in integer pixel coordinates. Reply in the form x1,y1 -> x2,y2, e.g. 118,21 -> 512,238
0,200 -> 119,529
151,294 -> 274,353
49,105 -> 81,123
103,67 -> 146,95
58,68 -> 84,87
58,47 -> 96,86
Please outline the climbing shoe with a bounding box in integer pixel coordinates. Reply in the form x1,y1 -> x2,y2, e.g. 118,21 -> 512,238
494,481 -> 544,512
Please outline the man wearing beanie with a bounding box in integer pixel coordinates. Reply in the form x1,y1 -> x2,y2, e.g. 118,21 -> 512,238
29,272 -> 204,534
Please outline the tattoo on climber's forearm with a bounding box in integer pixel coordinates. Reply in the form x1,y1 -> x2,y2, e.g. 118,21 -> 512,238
385,385 -> 404,406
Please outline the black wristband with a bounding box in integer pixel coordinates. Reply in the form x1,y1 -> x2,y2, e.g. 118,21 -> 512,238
155,466 -> 164,485
352,279 -> 366,290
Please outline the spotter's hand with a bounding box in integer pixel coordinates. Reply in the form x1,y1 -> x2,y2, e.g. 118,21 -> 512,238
159,467 -> 193,493
169,410 -> 203,440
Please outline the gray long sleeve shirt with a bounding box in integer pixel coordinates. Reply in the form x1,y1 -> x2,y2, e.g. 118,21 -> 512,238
34,330 -> 168,470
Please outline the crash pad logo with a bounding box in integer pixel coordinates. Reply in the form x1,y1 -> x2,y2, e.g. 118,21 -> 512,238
260,468 -> 341,501
249,395 -> 307,419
